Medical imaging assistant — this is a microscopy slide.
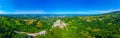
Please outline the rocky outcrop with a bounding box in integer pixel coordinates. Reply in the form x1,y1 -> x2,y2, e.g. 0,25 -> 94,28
52,20 -> 67,28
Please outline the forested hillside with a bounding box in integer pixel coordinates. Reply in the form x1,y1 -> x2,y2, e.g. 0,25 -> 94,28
0,11 -> 120,38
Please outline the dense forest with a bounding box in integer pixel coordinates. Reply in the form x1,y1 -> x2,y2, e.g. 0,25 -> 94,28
0,11 -> 120,38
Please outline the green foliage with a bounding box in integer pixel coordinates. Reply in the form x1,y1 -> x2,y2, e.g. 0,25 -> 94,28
0,11 -> 120,38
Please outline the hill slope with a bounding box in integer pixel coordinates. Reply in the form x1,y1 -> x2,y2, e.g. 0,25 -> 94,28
0,11 -> 120,38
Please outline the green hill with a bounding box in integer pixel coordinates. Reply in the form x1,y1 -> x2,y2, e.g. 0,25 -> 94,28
0,11 -> 120,38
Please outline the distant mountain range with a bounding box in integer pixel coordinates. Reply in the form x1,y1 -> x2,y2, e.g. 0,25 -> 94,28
0,11 -> 120,18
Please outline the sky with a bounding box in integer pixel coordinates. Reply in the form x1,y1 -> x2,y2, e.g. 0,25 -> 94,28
0,0 -> 120,14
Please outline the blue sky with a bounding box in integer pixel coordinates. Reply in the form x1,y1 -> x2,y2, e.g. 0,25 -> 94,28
0,0 -> 120,14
